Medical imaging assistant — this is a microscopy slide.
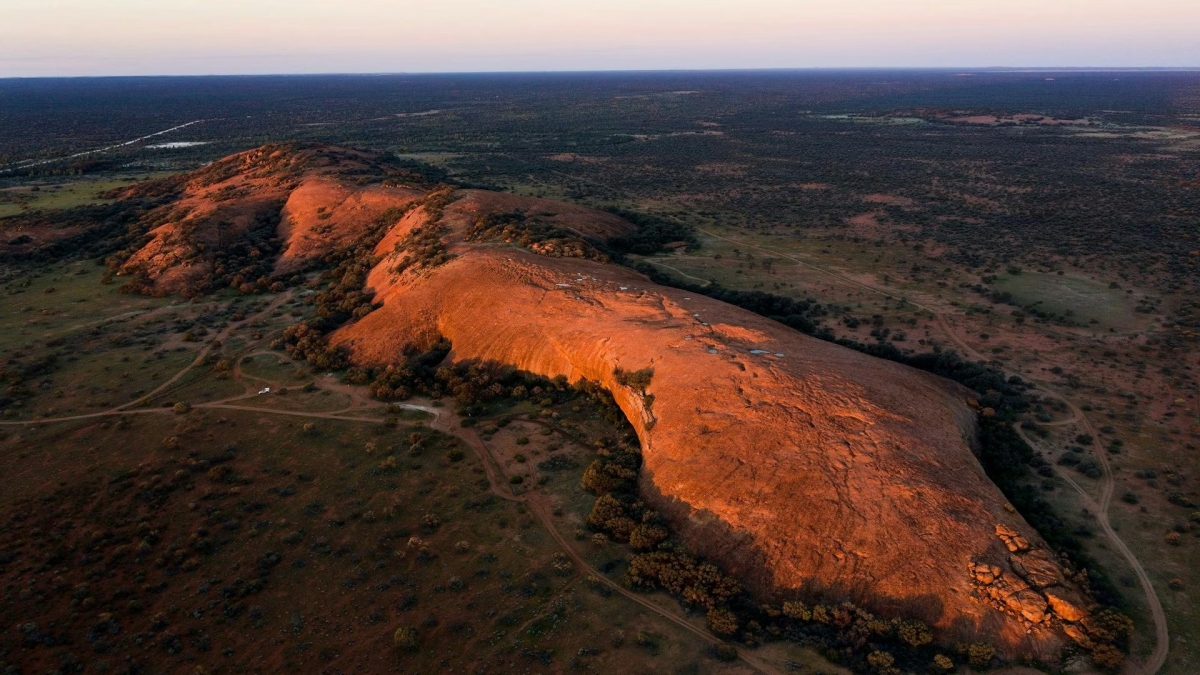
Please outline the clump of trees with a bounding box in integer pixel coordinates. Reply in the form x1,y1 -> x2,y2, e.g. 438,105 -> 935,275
613,367 -> 653,392
467,209 -> 610,262
1,199 -> 163,268
390,186 -> 459,276
278,206 -> 416,365
580,441 -> 641,497
634,262 -> 830,337
280,323 -> 349,372
207,205 -> 286,295
579,436 -> 745,636
391,222 -> 452,275
627,551 -> 742,616
603,207 -> 697,255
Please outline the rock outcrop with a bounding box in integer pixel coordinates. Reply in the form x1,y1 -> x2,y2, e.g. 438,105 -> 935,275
108,146 -> 1096,658
110,144 -> 425,295
331,187 -> 1094,658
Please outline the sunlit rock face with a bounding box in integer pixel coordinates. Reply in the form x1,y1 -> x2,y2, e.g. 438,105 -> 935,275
333,190 -> 1091,659
110,145 -> 1092,658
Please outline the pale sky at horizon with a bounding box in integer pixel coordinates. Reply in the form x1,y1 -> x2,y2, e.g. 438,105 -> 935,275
2,0 -> 1198,77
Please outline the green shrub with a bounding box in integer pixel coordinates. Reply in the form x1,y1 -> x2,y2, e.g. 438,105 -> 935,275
706,608 -> 739,636
613,367 -> 654,392
867,650 -> 898,675
393,626 -> 419,651
895,618 -> 932,647
967,643 -> 995,668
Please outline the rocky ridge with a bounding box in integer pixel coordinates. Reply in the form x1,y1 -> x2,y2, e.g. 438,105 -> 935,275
103,145 -> 1099,658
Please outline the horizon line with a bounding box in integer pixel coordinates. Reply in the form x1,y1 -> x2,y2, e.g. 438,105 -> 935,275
4,66 -> 1200,81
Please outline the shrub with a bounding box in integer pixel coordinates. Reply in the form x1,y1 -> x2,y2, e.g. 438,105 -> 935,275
867,651 -> 898,675
634,630 -> 660,654
967,643 -> 995,668
1076,460 -> 1103,478
1091,644 -> 1125,671
895,618 -> 933,647
1089,609 -> 1134,649
579,445 -> 641,496
625,550 -> 740,611
781,601 -> 811,621
613,367 -> 654,392
467,209 -> 610,262
551,552 -> 574,576
628,524 -> 669,551
393,626 -> 419,651
587,494 -> 630,531
931,654 -> 954,672
706,608 -> 739,636
580,460 -> 629,494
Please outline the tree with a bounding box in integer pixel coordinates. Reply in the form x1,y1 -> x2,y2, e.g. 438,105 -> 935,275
706,608 -> 738,636
629,523 -> 668,551
393,626 -> 419,652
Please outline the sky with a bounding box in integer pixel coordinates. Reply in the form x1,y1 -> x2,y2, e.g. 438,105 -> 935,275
3,0 -> 1199,77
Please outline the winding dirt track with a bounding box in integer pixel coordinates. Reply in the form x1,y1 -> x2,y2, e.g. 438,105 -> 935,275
643,259 -> 713,287
1,309 -> 783,675
1,229 -> 1168,673
696,229 -> 1169,675
116,292 -> 296,411
425,416 -> 785,675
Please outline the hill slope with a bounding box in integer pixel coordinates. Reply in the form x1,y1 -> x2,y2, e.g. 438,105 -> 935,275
95,145 -> 1096,658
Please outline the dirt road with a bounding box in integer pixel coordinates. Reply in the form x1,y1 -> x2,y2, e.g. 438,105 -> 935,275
6,257 -> 1167,672
2,319 -> 782,675
424,411 -> 784,675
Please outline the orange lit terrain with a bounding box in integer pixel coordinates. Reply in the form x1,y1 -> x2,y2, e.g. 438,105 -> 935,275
0,139 -> 1190,675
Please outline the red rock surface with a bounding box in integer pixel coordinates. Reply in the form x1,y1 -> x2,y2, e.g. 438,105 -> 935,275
333,191 -> 1092,657
275,177 -> 423,274
112,147 -> 1093,657
114,144 -> 422,294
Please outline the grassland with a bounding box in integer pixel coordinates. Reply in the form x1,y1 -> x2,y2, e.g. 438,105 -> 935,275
989,272 -> 1145,332
627,214 -> 1198,675
0,270 -> 830,675
2,70 -> 1198,674
0,176 -> 156,218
